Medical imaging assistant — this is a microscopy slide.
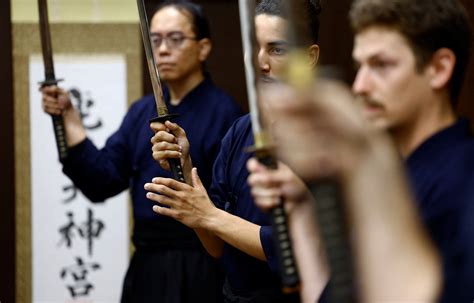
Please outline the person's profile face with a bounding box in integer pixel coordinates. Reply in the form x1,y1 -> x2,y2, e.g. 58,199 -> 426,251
255,14 -> 290,83
352,26 -> 432,132
150,6 -> 208,82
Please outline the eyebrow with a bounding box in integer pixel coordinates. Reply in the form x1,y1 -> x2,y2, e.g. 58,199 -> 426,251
150,31 -> 184,37
353,51 -> 390,62
267,40 -> 289,47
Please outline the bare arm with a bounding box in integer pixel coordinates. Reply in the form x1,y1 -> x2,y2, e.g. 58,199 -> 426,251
343,135 -> 441,302
145,168 -> 266,260
262,80 -> 441,302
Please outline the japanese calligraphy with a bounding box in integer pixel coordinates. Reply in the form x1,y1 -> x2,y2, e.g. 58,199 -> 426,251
58,208 -> 105,256
60,256 -> 101,298
69,87 -> 103,130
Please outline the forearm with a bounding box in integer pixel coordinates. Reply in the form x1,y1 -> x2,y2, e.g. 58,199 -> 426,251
288,197 -> 329,303
194,227 -> 224,258
204,208 -> 266,261
346,135 -> 441,301
63,109 -> 87,147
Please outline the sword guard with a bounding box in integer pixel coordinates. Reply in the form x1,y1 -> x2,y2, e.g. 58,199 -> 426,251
149,113 -> 180,124
39,78 -> 63,87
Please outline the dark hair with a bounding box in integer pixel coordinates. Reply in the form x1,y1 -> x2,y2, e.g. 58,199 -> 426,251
350,0 -> 472,103
255,0 -> 322,44
153,0 -> 211,40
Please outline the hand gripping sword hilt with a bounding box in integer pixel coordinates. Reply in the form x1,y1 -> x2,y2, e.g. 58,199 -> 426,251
150,114 -> 185,183
39,78 -> 68,162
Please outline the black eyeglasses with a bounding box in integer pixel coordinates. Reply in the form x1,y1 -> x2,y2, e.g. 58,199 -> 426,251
151,32 -> 197,49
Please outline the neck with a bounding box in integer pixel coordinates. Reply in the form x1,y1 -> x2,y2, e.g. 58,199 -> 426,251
166,71 -> 205,106
393,95 -> 456,158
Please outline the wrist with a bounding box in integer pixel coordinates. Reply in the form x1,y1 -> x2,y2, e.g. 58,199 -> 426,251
201,206 -> 223,232
63,107 -> 86,147
66,125 -> 87,147
182,156 -> 193,184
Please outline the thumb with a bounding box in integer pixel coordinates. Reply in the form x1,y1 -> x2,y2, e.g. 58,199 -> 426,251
191,167 -> 204,189
150,121 -> 166,133
247,157 -> 266,173
166,121 -> 186,138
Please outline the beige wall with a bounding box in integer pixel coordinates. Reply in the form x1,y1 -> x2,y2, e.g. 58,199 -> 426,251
12,0 -> 139,23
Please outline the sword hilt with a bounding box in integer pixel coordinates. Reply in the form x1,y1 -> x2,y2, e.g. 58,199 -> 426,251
150,113 -> 185,183
308,180 -> 357,303
255,148 -> 300,293
51,114 -> 68,162
39,78 -> 68,162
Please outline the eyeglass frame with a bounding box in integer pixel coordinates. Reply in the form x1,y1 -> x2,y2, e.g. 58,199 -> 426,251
150,31 -> 198,49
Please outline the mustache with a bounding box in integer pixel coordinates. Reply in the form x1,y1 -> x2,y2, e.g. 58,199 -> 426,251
355,95 -> 384,108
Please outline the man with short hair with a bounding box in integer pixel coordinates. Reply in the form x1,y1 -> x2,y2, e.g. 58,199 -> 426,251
248,0 -> 474,301
41,1 -> 241,302
350,0 -> 474,301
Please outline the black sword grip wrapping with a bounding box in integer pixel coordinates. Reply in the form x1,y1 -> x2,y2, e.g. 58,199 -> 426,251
169,158 -> 186,183
257,153 -> 300,291
270,203 -> 300,289
308,180 -> 357,303
51,114 -> 68,162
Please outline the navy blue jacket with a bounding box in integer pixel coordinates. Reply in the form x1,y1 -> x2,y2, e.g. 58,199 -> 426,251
62,77 -> 242,246
209,114 -> 281,293
406,119 -> 474,302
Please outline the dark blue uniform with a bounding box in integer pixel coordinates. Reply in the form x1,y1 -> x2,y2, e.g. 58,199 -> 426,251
406,118 -> 474,302
209,114 -> 295,302
62,77 -> 242,303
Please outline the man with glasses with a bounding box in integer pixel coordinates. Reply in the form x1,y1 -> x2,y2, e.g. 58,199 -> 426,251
146,1 -> 324,301
41,1 -> 241,302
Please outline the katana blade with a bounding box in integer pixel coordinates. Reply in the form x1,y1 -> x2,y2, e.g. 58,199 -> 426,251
238,0 -> 300,292
38,0 -> 56,84
238,0 -> 263,139
136,0 -> 169,117
136,0 -> 185,183
37,0 -> 68,161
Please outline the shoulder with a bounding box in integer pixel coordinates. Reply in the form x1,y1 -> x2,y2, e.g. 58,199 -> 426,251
416,136 -> 474,217
224,114 -> 252,140
123,94 -> 155,120
217,114 -> 253,157
203,82 -> 242,114
128,94 -> 155,112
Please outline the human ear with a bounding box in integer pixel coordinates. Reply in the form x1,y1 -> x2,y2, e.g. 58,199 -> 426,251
198,38 -> 212,62
429,48 -> 456,90
308,44 -> 320,67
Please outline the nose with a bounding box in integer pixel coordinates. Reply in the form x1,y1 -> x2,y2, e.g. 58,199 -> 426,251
258,49 -> 270,75
157,39 -> 170,55
352,66 -> 372,95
